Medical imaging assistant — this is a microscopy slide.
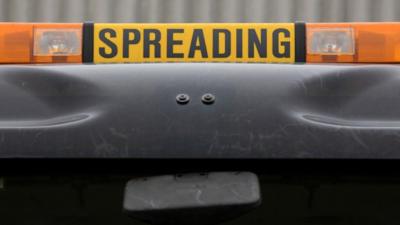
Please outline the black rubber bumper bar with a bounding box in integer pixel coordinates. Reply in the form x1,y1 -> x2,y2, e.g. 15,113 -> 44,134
0,63 -> 399,159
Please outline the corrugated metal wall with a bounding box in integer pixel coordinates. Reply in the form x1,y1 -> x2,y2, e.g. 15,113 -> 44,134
0,0 -> 399,23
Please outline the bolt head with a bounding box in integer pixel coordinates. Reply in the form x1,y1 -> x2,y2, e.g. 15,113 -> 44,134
201,93 -> 215,104
176,94 -> 190,104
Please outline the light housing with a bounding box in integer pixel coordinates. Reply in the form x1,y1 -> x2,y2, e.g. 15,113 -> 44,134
307,23 -> 400,63
0,23 -> 82,64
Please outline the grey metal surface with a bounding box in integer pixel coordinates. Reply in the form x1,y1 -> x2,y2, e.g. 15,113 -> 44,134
124,172 -> 260,210
123,172 -> 261,225
0,0 -> 399,23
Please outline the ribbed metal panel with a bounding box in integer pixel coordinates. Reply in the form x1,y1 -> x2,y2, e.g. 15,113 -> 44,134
0,0 -> 399,22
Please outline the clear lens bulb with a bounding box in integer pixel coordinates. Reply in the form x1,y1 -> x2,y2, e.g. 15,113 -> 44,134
308,28 -> 355,55
34,28 -> 81,56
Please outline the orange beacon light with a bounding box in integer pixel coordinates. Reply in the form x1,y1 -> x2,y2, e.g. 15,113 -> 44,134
0,23 -> 82,64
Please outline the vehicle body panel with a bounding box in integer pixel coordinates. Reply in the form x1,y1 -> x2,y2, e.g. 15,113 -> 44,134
0,63 -> 398,159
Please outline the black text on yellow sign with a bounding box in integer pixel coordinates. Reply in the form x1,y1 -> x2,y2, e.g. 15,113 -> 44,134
93,23 -> 295,63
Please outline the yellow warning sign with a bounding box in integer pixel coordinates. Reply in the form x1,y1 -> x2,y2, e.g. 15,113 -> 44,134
94,23 -> 295,63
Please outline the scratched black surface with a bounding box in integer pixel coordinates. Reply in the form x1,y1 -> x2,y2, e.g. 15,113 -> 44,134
0,63 -> 399,159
